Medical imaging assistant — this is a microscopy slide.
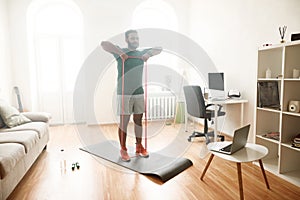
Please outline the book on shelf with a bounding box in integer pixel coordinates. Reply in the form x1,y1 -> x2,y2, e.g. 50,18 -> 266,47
262,131 -> 280,140
292,133 -> 300,149
293,133 -> 300,142
292,143 -> 300,148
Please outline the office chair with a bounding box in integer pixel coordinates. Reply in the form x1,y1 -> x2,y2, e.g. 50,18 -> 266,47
183,85 -> 225,143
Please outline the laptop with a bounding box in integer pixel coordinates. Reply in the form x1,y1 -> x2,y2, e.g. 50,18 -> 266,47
209,124 -> 250,155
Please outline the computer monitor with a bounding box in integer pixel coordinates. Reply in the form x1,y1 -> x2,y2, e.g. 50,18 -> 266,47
208,72 -> 224,91
208,72 -> 225,99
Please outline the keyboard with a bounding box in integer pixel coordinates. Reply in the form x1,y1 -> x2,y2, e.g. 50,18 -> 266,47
210,97 -> 227,101
209,142 -> 228,151
220,144 -> 232,152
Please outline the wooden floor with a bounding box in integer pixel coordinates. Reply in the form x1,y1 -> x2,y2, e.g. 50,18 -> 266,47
7,122 -> 300,200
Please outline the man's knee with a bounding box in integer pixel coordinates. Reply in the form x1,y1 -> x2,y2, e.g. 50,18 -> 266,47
133,114 -> 143,125
120,115 -> 130,129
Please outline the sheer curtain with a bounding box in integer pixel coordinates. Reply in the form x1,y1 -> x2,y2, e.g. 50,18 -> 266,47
28,0 -> 83,124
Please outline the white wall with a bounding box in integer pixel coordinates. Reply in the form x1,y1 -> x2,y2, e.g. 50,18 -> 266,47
0,0 -> 12,102
3,0 -> 300,136
74,0 -> 190,124
189,0 -> 300,138
5,0 -> 190,124
6,0 -> 32,109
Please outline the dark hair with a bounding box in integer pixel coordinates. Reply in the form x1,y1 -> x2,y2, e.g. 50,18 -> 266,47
125,29 -> 138,39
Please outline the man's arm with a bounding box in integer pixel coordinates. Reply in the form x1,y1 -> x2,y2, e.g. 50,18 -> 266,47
101,41 -> 128,60
147,47 -> 163,56
142,47 -> 163,61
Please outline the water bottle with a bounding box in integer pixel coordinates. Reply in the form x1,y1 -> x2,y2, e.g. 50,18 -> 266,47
266,68 -> 271,78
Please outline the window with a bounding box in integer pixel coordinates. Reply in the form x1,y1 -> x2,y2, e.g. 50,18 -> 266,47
27,0 -> 83,124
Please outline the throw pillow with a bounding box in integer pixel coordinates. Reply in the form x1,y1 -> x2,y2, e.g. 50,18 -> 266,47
0,99 -> 7,128
22,112 -> 51,123
0,115 -> 5,128
0,104 -> 31,128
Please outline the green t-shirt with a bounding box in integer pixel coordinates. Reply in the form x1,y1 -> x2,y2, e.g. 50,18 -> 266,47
113,48 -> 150,95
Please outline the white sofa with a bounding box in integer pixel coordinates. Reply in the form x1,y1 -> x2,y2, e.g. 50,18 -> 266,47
0,112 -> 50,200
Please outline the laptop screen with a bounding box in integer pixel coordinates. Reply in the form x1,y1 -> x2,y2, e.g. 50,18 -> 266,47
230,124 -> 250,153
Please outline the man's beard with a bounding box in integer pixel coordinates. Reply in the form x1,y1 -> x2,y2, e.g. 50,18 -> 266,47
128,42 -> 139,50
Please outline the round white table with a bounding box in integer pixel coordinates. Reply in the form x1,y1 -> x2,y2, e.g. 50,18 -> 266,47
201,142 -> 270,200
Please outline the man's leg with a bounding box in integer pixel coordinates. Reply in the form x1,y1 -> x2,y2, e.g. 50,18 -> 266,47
133,114 -> 143,144
133,113 -> 149,157
119,114 -> 130,161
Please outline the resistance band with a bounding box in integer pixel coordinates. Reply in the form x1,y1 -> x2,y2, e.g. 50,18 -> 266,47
121,58 -> 125,150
121,56 -> 148,151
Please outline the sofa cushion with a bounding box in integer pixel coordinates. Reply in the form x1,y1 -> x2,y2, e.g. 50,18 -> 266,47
0,122 -> 49,139
0,104 -> 31,128
0,131 -> 39,153
0,143 -> 26,179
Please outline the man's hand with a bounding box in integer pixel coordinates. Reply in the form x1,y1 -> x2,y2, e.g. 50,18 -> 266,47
120,53 -> 128,61
142,53 -> 151,62
142,47 -> 162,61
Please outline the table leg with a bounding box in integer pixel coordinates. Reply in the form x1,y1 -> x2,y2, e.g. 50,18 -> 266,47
214,104 -> 218,142
237,163 -> 244,200
240,103 -> 244,126
259,159 -> 270,189
200,154 -> 214,180
184,102 -> 188,132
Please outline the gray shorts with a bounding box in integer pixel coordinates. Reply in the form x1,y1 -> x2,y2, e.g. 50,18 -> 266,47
117,94 -> 145,115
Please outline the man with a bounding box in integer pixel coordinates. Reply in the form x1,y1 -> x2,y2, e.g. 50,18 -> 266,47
101,30 -> 162,161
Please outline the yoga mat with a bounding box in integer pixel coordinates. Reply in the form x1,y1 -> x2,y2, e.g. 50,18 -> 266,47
80,140 -> 193,182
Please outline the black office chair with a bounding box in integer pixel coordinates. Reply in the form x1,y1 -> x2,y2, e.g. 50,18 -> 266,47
183,85 -> 225,143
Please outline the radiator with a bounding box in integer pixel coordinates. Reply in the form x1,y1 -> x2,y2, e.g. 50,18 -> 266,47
147,92 -> 176,120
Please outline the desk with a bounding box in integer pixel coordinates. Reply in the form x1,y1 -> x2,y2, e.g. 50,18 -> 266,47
184,98 -> 248,133
205,98 -> 248,140
201,142 -> 270,200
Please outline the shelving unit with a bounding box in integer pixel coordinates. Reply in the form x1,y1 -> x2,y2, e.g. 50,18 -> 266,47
255,41 -> 300,187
